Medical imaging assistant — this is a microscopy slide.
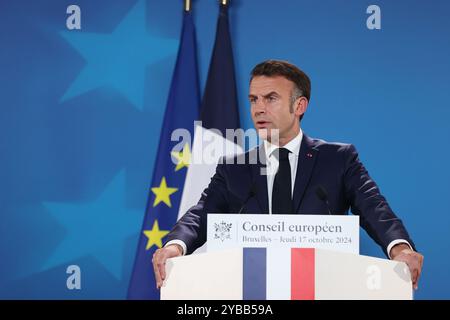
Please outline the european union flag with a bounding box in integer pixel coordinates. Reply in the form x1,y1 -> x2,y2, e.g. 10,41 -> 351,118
127,9 -> 200,300
200,2 -> 240,135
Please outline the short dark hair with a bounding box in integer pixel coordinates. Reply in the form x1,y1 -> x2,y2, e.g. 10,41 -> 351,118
250,60 -> 311,102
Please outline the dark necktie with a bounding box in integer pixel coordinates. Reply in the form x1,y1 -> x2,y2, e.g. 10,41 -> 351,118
271,148 -> 293,214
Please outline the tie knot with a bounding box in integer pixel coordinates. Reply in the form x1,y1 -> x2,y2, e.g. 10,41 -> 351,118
275,148 -> 290,161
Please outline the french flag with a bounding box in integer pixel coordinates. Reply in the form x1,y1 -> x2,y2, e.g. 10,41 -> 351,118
243,247 -> 315,300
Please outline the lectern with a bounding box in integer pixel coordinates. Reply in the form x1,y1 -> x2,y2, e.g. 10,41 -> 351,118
161,214 -> 412,300
161,247 -> 412,300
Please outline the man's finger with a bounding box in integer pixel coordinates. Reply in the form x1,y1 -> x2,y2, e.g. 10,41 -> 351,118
158,258 -> 166,281
412,268 -> 419,283
152,245 -> 183,289
153,251 -> 162,288
415,265 -> 422,285
414,257 -> 423,290
412,269 -> 419,289
155,251 -> 170,288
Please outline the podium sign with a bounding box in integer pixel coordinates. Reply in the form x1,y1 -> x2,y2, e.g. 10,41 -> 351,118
207,214 -> 359,254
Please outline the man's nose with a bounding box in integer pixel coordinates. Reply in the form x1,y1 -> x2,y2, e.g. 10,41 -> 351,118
253,100 -> 266,115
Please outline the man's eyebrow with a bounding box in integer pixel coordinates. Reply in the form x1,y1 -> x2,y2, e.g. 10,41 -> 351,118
263,91 -> 280,98
248,91 -> 280,99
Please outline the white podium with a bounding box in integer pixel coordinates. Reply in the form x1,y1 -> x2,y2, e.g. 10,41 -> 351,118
161,247 -> 412,300
161,214 -> 412,300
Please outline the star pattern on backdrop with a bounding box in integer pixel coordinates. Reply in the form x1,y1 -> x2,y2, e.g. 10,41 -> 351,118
60,0 -> 178,109
43,170 -> 141,279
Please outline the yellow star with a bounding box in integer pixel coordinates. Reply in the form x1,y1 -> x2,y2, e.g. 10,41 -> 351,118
143,220 -> 169,250
171,143 -> 191,172
151,177 -> 178,207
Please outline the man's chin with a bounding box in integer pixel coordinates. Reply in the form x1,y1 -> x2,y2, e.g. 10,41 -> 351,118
256,128 -> 280,142
256,128 -> 268,140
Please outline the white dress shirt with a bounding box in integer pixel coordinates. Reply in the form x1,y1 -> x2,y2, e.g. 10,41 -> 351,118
264,129 -> 303,214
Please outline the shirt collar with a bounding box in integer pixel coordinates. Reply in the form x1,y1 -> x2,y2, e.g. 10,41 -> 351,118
264,129 -> 303,159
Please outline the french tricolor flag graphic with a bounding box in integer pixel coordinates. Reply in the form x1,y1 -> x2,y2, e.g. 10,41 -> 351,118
243,247 -> 315,300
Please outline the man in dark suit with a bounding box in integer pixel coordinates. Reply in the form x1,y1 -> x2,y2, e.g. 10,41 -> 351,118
153,60 -> 423,290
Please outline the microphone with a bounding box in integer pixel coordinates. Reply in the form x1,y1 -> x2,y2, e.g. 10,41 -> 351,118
238,184 -> 257,214
315,185 -> 332,215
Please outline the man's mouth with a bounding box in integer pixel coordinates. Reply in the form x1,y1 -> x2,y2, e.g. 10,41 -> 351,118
256,120 -> 271,128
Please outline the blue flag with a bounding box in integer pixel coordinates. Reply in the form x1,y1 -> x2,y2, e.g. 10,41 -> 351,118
200,2 -> 240,135
127,10 -> 200,300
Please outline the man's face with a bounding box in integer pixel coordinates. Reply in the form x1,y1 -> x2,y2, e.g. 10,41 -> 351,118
249,75 -> 304,143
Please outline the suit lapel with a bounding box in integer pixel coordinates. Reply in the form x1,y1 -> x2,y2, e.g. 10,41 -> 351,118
293,134 -> 319,213
249,146 -> 269,214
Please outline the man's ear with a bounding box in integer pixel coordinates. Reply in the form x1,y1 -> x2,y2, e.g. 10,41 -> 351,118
295,97 -> 308,117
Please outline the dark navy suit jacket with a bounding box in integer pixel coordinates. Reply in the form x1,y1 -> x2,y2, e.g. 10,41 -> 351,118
165,134 -> 415,256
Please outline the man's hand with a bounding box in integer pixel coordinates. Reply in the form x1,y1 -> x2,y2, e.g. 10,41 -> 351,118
390,243 -> 424,290
152,244 -> 183,289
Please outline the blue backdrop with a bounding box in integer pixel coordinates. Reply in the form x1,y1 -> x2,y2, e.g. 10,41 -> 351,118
1,0 -> 449,299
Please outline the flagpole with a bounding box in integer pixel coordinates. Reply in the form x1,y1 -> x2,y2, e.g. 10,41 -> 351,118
185,0 -> 191,12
